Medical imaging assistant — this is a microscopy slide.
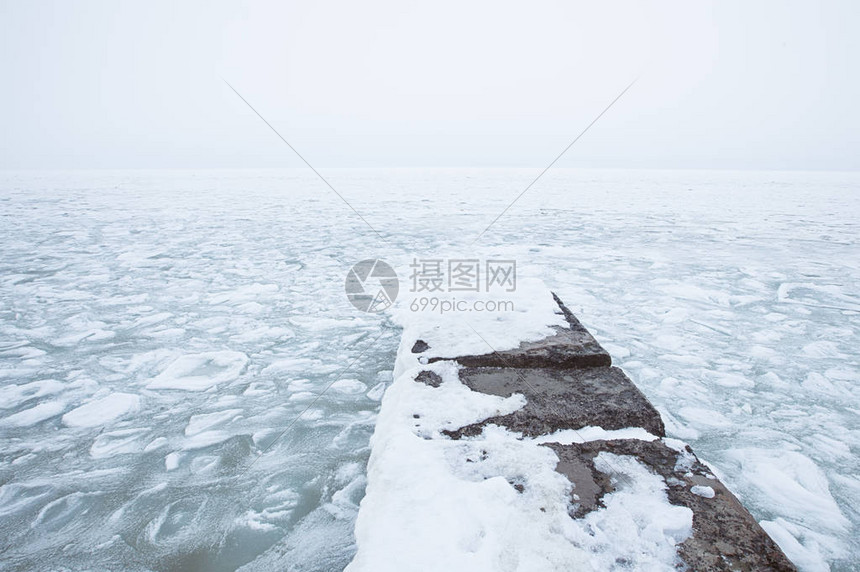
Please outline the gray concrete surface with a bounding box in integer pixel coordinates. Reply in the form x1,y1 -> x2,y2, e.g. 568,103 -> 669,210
412,292 -> 797,571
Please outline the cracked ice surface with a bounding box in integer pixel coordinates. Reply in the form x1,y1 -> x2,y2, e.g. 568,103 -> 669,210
1,168 -> 859,571
0,170 -> 399,571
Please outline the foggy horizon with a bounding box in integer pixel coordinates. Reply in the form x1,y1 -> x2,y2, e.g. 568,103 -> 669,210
2,0 -> 858,172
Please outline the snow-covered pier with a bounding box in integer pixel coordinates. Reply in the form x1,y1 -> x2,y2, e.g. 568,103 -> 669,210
348,284 -> 796,571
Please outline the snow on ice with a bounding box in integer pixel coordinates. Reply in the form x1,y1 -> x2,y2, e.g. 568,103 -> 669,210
0,168 -> 858,571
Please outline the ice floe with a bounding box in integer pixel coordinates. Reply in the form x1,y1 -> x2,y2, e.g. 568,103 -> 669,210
146,351 -> 248,391
62,393 -> 141,428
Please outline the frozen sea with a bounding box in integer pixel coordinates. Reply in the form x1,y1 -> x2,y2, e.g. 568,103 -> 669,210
0,168 -> 858,571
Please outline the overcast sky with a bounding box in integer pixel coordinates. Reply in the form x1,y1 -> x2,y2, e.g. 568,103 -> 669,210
1,0 -> 858,170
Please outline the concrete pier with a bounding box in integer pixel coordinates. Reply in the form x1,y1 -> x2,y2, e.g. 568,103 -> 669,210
412,294 -> 795,571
